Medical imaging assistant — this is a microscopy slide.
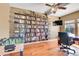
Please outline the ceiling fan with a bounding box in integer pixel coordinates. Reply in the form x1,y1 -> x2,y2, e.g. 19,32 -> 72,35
44,3 -> 69,15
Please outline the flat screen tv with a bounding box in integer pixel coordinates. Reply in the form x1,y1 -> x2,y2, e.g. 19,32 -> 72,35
53,20 -> 63,26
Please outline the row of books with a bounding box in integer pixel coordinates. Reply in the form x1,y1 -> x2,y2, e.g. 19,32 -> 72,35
14,28 -> 48,34
27,16 -> 35,20
14,32 -> 48,39
12,13 -> 48,43
26,21 -> 48,25
26,25 -> 48,28
14,25 -> 48,31
14,24 -> 48,28
25,32 -> 47,37
36,18 -> 47,21
14,14 -> 26,19
25,28 -> 48,33
14,14 -> 47,21
25,36 -> 48,42
13,19 -> 47,25
13,15 -> 48,27
27,16 -> 46,21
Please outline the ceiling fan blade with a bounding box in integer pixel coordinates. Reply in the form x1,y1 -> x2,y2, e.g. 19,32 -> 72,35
45,4 -> 52,7
45,8 -> 52,15
56,3 -> 69,6
58,7 -> 66,10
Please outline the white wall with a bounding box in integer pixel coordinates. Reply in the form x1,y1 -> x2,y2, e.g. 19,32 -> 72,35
48,16 -> 59,39
0,3 -> 10,39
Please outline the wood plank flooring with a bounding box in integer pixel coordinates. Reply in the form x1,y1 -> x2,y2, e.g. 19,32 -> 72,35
4,39 -> 64,56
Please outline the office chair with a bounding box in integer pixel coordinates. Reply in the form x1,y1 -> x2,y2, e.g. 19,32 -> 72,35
58,32 -> 76,54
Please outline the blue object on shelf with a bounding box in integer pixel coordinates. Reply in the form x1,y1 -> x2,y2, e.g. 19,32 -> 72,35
1,37 -> 24,46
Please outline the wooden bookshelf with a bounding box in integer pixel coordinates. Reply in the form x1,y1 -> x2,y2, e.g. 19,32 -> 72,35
10,7 -> 48,43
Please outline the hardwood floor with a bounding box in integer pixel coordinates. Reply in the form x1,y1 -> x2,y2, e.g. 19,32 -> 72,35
4,39 -> 64,56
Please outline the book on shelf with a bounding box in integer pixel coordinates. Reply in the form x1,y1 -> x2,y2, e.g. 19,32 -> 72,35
44,28 -> 48,32
37,21 -> 40,24
40,22 -> 43,25
37,18 -> 40,21
36,28 -> 40,32
36,33 -> 40,36
14,30 -> 19,33
41,36 -> 45,39
45,26 -> 48,28
14,14 -> 19,18
40,26 -> 44,28
20,29 -> 25,33
19,24 -> 25,28
45,22 -> 48,25
31,21 -> 36,24
31,29 -> 35,32
14,14 -> 26,19
30,33 -> 34,37
19,20 -> 25,23
26,33 -> 30,37
27,16 -> 31,20
40,21 -> 42,24
31,17 -> 35,20
26,37 -> 31,42
13,19 -> 19,22
31,37 -> 37,41
30,33 -> 35,37
37,26 -> 40,28
27,25 -> 31,28
14,21 -> 19,24
40,29 -> 44,32
35,36 -> 40,41
34,25 -> 37,28
14,23 -> 19,26
41,19 -> 44,21
20,34 -> 25,38
20,15 -> 26,19
32,37 -> 36,41
13,33 -> 19,37
41,32 -> 45,36
27,20 -> 31,24
26,28 -> 30,32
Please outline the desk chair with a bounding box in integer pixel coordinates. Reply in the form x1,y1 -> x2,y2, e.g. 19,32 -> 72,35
58,32 -> 76,54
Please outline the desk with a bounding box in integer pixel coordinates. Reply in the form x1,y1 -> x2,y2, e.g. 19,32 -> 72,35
58,36 -> 79,45
73,36 -> 79,45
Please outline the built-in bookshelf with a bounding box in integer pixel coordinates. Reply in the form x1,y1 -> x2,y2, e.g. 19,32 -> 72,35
10,7 -> 48,43
12,13 -> 26,38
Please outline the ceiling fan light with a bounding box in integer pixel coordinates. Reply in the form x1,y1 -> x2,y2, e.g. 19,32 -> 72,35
51,8 -> 54,11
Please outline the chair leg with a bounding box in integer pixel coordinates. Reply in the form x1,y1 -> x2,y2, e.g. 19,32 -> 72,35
67,49 -> 69,54
68,48 -> 76,54
60,46 -> 76,54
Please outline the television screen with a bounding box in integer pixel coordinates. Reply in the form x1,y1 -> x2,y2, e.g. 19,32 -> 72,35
53,20 -> 63,26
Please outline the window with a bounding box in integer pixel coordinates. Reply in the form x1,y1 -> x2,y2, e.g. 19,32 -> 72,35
77,19 -> 79,35
64,20 -> 75,34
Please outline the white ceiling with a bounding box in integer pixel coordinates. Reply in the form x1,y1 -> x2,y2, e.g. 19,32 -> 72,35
10,3 -> 79,17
